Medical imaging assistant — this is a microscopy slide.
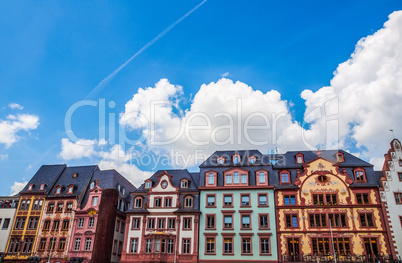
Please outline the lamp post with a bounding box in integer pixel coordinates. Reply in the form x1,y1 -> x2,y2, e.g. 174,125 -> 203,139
329,220 -> 337,263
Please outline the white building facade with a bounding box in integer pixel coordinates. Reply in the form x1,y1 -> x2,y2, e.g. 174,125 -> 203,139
0,196 -> 18,254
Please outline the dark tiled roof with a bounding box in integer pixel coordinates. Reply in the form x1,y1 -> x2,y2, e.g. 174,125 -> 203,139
136,169 -> 199,191
21,165 -> 66,194
199,150 -> 267,167
47,165 -> 99,203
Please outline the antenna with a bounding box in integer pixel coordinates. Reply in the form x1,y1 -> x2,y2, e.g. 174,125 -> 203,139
390,129 -> 395,139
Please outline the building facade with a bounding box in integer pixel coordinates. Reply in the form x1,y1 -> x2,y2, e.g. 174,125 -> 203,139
379,138 -> 402,259
68,169 -> 136,263
275,150 -> 391,262
121,170 -> 200,263
4,165 -> 66,262
34,165 -> 98,263
0,196 -> 19,255
198,150 -> 278,263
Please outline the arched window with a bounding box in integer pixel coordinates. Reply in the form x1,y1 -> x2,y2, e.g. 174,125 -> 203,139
280,171 -> 290,184
233,172 -> 240,184
296,153 -> 304,164
90,182 -> 95,189
206,172 -> 217,186
354,168 -> 366,182
336,152 -> 344,162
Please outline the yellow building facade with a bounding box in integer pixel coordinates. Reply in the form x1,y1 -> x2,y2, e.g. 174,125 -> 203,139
275,154 -> 390,262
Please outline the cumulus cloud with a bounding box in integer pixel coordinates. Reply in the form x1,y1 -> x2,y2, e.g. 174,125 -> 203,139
10,181 -> 28,195
0,113 -> 39,148
8,103 -> 24,110
59,138 -> 97,160
301,10 -> 402,168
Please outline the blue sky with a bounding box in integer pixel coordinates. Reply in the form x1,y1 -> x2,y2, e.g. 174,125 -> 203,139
1,1 -> 402,194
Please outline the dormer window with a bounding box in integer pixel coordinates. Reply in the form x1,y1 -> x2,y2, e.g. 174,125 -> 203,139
233,154 -> 240,164
296,153 -> 304,164
224,169 -> 249,186
27,184 -> 33,191
67,186 -> 74,194
122,188 -> 125,195
39,184 -> 45,190
206,172 -> 217,186
117,184 -> 121,191
134,197 -> 143,208
90,182 -> 95,189
181,180 -> 189,188
145,181 -> 152,189
249,156 -> 256,164
217,157 -> 225,164
55,186 -> 61,194
336,152 -> 344,162
256,170 -> 268,185
184,196 -> 193,208
280,171 -> 291,184
354,168 -> 367,183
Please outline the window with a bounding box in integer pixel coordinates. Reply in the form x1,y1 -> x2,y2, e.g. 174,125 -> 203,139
359,213 -> 374,227
259,194 -> 268,206
206,237 -> 215,254
184,196 -> 193,208
167,239 -> 174,253
260,238 -> 270,254
206,214 -> 215,229
67,186 -> 74,194
130,238 -> 138,253
145,239 -> 152,253
43,220 -> 50,230
20,200 -> 26,210
28,184 -> 33,191
241,215 -> 251,229
148,218 -> 155,229
218,157 -> 224,164
49,238 -> 56,251
168,218 -> 175,229
62,219 -> 69,230
22,238 -> 33,253
329,213 -> 347,227
241,194 -> 250,206
223,237 -> 233,254
223,195 -> 232,206
233,155 -> 240,164
39,238 -> 46,250
134,197 -> 143,208
333,237 -> 351,255
313,194 -> 337,205
286,214 -> 298,228
257,171 -> 267,185
48,203 -> 54,212
154,198 -> 162,207
183,218 -> 191,229
280,171 -> 290,184
38,200 -> 43,210
74,238 -> 81,251
88,217 -> 94,227
207,172 -> 216,185
207,195 -> 215,207
66,202 -> 73,212
2,218 -> 10,229
364,238 -> 379,256
259,214 -> 269,229
158,218 -> 165,229
182,239 -> 190,254
309,214 -> 327,227
132,218 -> 140,229
241,174 -> 247,184
356,193 -> 370,204
14,217 -> 26,229
39,184 -> 45,190
242,237 -> 252,254
395,192 -> 402,204
296,154 -> 304,163
92,196 -> 98,206
32,200 -> 38,210
85,238 -> 92,251
27,217 -> 39,230
234,172 -> 239,184
59,238 -> 66,250
250,157 -> 256,164
53,220 -> 60,230
336,153 -> 344,162
181,180 -> 188,188
284,195 -> 296,205
224,215 -> 233,229
57,203 -> 63,212
90,181 -> 95,189
165,197 -> 172,207
354,168 -> 366,182
312,238 -> 330,255
226,174 -> 232,184
55,187 -> 61,194
398,173 -> 402,181
145,181 -> 152,189
78,218 -> 84,228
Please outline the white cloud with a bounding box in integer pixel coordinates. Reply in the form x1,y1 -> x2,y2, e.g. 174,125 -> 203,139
8,103 -> 24,110
301,10 -> 402,168
10,181 -> 28,195
221,72 -> 230,77
0,114 -> 39,148
59,138 -> 97,160
0,154 -> 8,161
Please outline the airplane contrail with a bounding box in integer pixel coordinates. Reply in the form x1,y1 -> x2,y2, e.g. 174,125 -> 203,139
86,0 -> 208,99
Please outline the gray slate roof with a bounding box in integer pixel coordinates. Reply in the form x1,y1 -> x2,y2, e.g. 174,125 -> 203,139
20,164 -> 67,194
